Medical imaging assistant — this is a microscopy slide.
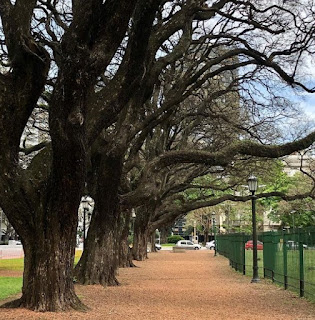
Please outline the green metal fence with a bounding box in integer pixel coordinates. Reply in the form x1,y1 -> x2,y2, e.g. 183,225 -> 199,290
216,227 -> 315,300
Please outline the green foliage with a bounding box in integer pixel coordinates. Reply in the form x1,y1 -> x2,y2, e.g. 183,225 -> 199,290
184,225 -> 194,236
167,235 -> 184,243
259,161 -> 292,208
128,234 -> 133,245
263,171 -> 315,227
269,198 -> 315,228
0,277 -> 22,300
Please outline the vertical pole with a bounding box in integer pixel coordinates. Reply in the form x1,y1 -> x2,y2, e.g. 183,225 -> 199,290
283,234 -> 288,290
0,210 -> 2,243
299,230 -> 304,297
213,217 -> 217,257
83,208 -> 86,250
251,192 -> 259,283
243,233 -> 246,275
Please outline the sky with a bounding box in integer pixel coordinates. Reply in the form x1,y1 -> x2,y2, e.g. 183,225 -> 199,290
299,93 -> 315,121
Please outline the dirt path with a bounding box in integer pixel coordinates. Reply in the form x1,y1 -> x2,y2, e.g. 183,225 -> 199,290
1,250 -> 315,320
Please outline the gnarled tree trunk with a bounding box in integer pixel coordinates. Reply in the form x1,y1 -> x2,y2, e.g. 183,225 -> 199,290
18,230 -> 81,311
160,226 -> 171,244
132,206 -> 152,261
1,146 -> 86,311
74,152 -> 122,286
119,209 -> 136,268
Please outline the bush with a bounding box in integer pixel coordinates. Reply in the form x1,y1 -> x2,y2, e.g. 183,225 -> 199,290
167,235 -> 184,244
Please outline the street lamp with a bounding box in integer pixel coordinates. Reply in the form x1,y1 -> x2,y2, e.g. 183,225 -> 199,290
248,175 -> 259,283
0,209 -> 2,243
212,212 -> 217,257
81,197 -> 90,250
131,208 -> 136,237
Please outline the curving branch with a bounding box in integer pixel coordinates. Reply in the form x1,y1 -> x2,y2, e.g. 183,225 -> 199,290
152,131 -> 315,169
149,190 -> 314,232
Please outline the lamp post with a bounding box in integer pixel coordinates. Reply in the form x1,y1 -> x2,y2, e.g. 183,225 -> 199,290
0,209 -> 2,243
291,210 -> 296,229
248,175 -> 259,283
131,209 -> 136,237
81,197 -> 90,250
212,212 -> 217,257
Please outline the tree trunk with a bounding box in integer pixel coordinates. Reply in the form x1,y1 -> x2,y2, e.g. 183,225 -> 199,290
132,225 -> 149,261
149,231 -> 157,252
74,153 -> 122,286
14,235 -> 81,311
132,206 -> 151,261
75,207 -> 120,286
0,174 -> 85,312
204,229 -> 209,245
160,226 -> 171,244
119,209 -> 136,268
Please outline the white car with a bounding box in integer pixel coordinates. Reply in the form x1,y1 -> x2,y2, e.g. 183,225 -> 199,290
206,240 -> 215,250
175,240 -> 202,250
286,240 -> 308,250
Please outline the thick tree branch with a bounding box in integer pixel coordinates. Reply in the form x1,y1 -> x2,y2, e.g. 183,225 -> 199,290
153,131 -> 315,168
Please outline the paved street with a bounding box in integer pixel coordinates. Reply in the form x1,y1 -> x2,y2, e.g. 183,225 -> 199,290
0,244 -> 24,259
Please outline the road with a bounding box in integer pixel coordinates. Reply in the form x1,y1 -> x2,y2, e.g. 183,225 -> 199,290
0,245 -> 24,259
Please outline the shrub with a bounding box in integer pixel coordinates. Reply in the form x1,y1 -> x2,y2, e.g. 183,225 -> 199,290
167,235 -> 184,244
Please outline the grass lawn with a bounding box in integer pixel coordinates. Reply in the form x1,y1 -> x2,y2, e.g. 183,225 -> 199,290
0,249 -> 83,271
244,249 -> 315,300
0,250 -> 83,301
0,258 -> 24,271
75,249 -> 82,264
244,250 -> 265,278
161,244 -> 175,247
0,277 -> 22,300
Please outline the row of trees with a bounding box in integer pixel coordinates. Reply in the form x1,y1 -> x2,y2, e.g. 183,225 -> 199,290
0,0 -> 315,312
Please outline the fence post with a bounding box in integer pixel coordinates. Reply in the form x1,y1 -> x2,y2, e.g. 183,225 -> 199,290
283,235 -> 288,290
243,233 -> 246,275
299,232 -> 305,298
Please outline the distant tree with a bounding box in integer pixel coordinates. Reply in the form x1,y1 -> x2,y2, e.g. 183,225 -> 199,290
266,172 -> 315,228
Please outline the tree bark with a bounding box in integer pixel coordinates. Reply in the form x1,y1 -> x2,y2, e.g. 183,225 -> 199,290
74,152 -> 123,286
132,206 -> 152,261
5,233 -> 82,311
119,209 -> 136,268
204,229 -> 209,245
149,231 -> 157,252
160,226 -> 171,244
0,162 -> 85,311
132,226 -> 149,261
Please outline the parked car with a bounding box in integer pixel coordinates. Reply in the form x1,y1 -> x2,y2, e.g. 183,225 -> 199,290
286,240 -> 308,250
175,240 -> 202,250
245,240 -> 263,250
206,240 -> 215,250
147,243 -> 162,252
